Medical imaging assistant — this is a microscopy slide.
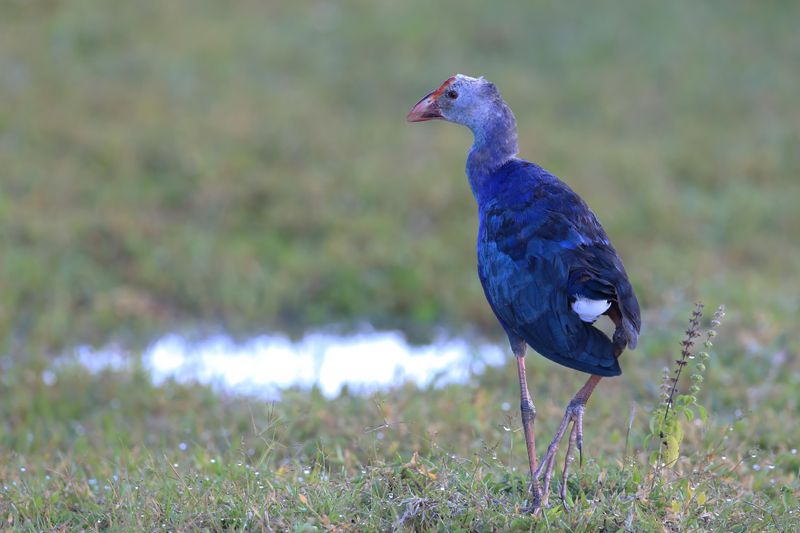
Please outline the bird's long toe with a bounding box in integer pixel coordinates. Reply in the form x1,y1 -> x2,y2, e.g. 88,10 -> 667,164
532,402 -> 586,508
559,419 -> 580,507
539,450 -> 557,509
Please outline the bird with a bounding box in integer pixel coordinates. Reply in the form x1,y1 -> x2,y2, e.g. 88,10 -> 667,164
407,75 -> 641,511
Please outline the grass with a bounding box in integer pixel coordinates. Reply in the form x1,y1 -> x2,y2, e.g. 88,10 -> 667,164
1,305 -> 798,530
1,0 -> 798,347
1,0 -> 798,529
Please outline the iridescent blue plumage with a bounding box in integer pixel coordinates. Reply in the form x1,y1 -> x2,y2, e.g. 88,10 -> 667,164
475,159 -> 640,376
412,75 -> 642,377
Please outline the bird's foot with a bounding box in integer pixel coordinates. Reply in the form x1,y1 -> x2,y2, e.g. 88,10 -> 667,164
533,401 -> 585,508
520,492 -> 543,516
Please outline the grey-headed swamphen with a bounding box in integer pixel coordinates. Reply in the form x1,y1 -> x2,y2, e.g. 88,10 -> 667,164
407,75 -> 641,511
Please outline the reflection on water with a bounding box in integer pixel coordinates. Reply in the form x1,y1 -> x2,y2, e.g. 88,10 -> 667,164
71,331 -> 507,399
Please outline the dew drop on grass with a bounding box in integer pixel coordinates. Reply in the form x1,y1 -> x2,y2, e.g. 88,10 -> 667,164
792,449 -> 797,455
721,456 -> 727,460
502,426 -> 511,432
210,459 -> 216,464
173,463 -> 179,468
752,464 -> 761,471
42,370 -> 56,386
501,402 -> 511,411
179,442 -> 188,451
377,432 -> 385,441
19,467 -> 26,473
303,467 -> 311,475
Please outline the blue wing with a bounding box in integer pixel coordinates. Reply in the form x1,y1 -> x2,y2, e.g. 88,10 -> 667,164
477,160 -> 640,376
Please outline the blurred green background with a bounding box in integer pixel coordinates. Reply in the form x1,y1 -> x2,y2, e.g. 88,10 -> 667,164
1,0 -> 798,350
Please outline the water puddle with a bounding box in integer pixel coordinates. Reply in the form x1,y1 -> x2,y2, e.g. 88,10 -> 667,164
69,331 -> 507,399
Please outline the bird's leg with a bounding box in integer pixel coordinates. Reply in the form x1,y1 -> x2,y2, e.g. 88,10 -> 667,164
513,344 -> 542,512
534,403 -> 573,509
559,419 -> 579,506
538,445 -> 557,507
533,375 -> 601,505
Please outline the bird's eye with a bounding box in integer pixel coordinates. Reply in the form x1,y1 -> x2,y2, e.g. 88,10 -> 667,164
446,89 -> 458,99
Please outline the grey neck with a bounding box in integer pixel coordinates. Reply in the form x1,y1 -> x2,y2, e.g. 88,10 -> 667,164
465,101 -> 519,201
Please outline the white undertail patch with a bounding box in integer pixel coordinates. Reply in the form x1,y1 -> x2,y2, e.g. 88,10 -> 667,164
572,296 -> 611,323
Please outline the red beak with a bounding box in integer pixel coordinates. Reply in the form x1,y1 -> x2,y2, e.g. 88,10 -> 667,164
406,91 -> 443,122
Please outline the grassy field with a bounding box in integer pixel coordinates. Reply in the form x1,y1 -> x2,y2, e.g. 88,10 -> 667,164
1,0 -> 798,530
2,306 -> 798,530
2,0 -> 798,346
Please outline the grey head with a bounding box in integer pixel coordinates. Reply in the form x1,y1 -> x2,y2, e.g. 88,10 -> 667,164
407,74 -> 519,178
407,74 -> 514,134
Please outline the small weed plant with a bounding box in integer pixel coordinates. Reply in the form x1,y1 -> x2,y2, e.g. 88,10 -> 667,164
647,303 -> 725,469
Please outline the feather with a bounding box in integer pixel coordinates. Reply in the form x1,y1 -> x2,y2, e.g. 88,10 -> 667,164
572,296 -> 611,322
476,159 -> 641,376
